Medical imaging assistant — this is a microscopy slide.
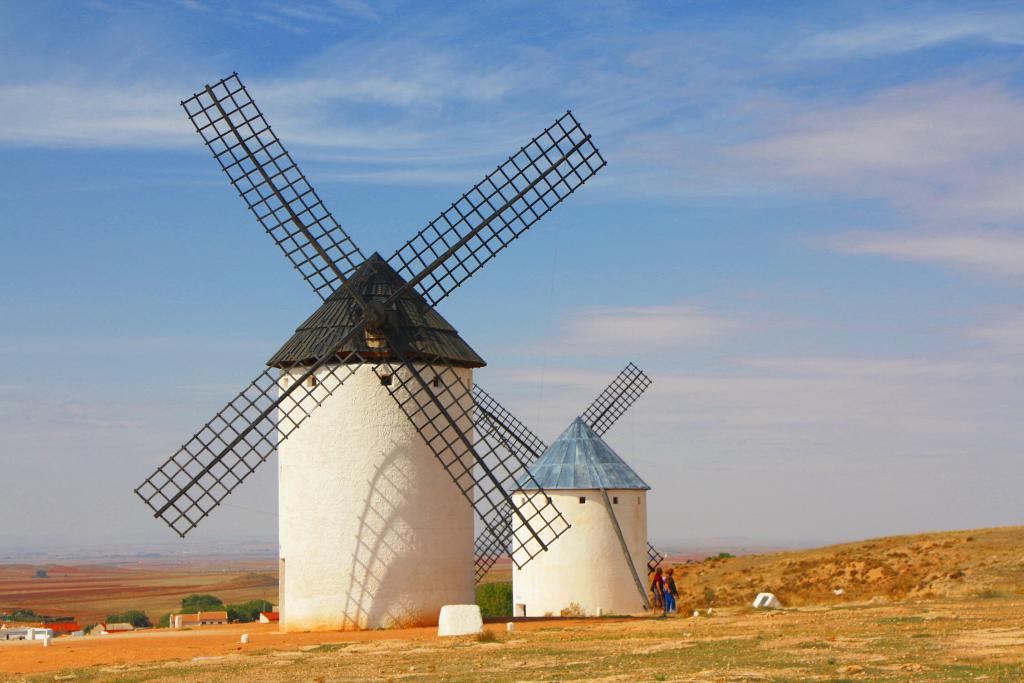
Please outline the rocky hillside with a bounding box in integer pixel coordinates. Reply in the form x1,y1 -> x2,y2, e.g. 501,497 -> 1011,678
668,525 -> 1024,610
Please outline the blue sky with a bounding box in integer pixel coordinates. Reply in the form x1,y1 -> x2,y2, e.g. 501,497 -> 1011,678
2,1 -> 1024,552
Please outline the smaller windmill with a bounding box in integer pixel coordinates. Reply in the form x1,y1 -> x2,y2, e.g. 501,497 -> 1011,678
470,363 -> 662,616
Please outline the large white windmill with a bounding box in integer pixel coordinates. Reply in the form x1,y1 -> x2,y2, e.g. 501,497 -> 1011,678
134,73 -> 606,631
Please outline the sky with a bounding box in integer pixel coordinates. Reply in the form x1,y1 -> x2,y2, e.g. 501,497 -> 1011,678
2,0 -> 1024,554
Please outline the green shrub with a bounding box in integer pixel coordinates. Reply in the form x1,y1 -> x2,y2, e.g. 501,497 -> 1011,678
703,552 -> 736,562
158,612 -> 171,628
180,594 -> 224,612
476,581 -> 512,618
105,610 -> 151,628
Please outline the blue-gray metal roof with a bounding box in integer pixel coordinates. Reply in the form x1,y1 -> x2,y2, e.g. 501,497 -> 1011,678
517,417 -> 650,491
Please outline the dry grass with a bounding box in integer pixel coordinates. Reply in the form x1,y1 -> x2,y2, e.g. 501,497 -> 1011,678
669,525 -> 1024,612
8,596 -> 1024,681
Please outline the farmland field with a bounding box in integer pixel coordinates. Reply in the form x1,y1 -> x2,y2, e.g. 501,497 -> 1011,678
0,559 -> 277,625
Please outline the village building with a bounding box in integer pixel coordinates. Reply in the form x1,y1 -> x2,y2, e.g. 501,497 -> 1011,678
37,622 -> 82,637
94,622 -> 134,635
170,611 -> 228,628
512,417 -> 651,617
258,611 -> 280,623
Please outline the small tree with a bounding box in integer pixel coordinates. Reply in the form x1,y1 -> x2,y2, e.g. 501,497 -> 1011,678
180,594 -> 224,613
226,600 -> 273,623
106,610 -> 151,628
158,612 -> 171,628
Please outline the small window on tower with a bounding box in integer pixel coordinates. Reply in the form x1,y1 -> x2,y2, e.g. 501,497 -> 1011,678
546,496 -> 552,505
282,377 -> 291,388
432,376 -> 442,388
307,375 -> 318,388
380,374 -> 393,386
613,496 -> 619,504
579,496 -> 586,504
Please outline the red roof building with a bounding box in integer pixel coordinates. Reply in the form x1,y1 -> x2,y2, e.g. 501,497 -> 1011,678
40,622 -> 82,634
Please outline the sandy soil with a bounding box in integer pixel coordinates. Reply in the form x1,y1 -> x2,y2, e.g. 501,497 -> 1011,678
0,617 -> 606,675
5,597 -> 1024,681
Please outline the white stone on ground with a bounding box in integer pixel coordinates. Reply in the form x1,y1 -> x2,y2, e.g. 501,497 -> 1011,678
437,605 -> 483,637
752,592 -> 783,609
506,622 -> 515,632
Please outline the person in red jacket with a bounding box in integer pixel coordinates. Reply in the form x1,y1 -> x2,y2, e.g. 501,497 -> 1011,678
649,567 -> 664,611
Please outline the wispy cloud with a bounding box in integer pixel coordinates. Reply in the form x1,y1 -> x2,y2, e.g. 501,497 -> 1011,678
0,83 -> 189,148
827,231 -> 1024,277
739,355 -> 1018,379
736,79 -> 1024,223
521,304 -> 738,356
970,316 -> 1024,350
796,11 -> 1024,59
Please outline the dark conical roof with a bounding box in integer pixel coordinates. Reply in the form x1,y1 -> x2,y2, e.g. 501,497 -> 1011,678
266,253 -> 486,368
517,417 -> 649,491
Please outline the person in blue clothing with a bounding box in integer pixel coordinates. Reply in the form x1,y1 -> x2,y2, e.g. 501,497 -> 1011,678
662,567 -> 678,615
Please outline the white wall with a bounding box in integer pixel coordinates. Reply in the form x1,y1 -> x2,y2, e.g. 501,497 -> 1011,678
278,363 -> 475,632
512,489 -> 648,617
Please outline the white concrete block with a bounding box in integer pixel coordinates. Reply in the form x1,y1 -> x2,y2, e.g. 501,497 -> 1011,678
437,605 -> 483,637
506,622 -> 515,632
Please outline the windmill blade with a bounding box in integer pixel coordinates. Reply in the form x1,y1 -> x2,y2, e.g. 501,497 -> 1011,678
135,329 -> 370,537
388,111 -> 606,308
470,385 -> 549,581
375,347 -> 570,571
182,73 -> 365,301
580,362 -> 653,437
647,542 -> 665,573
472,384 -> 548,464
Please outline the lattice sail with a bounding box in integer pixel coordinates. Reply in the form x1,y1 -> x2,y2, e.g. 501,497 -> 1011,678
389,111 -> 606,308
375,352 -> 571,570
647,542 -> 665,572
135,331 -> 369,537
581,362 -> 653,437
470,388 -> 551,582
138,74 -> 608,542
182,73 -> 365,300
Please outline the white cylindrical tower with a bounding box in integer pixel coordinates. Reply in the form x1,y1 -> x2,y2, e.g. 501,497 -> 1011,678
512,417 -> 650,617
268,254 -> 486,632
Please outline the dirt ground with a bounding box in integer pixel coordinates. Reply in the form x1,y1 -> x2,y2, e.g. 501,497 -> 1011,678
5,595 -> 1024,682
